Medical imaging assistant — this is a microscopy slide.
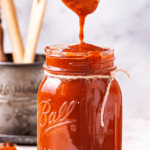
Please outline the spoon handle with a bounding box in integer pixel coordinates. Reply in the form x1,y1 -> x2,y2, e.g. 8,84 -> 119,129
0,7 -> 7,62
1,0 -> 24,63
23,0 -> 47,63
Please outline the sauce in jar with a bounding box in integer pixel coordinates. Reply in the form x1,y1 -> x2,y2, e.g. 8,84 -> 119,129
38,0 -> 123,149
37,43 -> 122,150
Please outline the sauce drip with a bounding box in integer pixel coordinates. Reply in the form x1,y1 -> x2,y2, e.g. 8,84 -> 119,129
61,0 -> 100,43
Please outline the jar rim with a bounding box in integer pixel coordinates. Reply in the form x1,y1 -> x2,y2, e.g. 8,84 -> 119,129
44,43 -> 116,75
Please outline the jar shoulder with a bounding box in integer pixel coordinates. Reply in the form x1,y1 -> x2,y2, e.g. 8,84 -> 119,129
38,77 -> 122,99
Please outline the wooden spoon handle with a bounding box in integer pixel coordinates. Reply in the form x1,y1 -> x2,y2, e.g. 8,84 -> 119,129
23,0 -> 47,63
0,10 -> 7,62
0,26 -> 7,62
1,0 -> 24,63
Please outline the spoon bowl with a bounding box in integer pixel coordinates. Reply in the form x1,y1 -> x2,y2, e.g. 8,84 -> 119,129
61,0 -> 100,16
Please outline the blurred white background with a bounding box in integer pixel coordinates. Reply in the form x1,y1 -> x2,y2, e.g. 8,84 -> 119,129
1,0 -> 150,119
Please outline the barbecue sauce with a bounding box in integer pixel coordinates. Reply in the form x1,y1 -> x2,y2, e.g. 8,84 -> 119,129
37,0 -> 122,150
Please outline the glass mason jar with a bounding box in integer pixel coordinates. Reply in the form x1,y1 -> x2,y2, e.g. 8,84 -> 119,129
37,44 -> 122,150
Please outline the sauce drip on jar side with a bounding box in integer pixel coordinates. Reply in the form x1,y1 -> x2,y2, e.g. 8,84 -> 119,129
61,0 -> 99,43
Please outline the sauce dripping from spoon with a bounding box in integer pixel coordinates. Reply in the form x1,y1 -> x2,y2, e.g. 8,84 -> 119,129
61,0 -> 100,43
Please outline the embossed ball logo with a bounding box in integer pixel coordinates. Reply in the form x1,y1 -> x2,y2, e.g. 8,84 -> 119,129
39,99 -> 77,134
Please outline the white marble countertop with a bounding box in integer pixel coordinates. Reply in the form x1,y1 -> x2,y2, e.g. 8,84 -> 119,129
17,119 -> 150,150
122,119 -> 150,150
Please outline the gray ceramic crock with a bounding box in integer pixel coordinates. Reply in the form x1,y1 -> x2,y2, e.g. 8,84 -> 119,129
0,54 -> 45,136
